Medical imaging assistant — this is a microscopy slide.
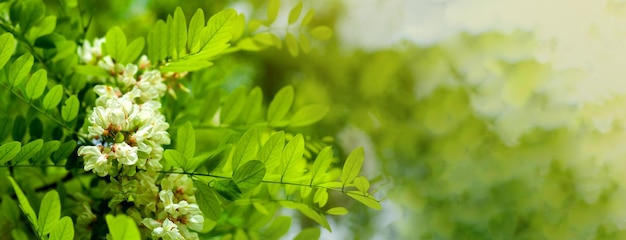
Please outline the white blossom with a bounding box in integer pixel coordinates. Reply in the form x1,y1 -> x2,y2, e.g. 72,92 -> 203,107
114,142 -> 138,165
78,146 -> 110,177
77,38 -> 105,64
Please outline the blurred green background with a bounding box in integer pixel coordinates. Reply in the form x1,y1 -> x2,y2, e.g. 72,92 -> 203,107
51,0 -> 626,239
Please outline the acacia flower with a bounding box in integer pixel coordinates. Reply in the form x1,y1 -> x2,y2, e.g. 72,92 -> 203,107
113,142 -> 139,165
78,146 -> 110,177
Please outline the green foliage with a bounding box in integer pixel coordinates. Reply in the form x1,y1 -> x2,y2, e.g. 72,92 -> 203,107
105,214 -> 141,240
0,1 -> 379,239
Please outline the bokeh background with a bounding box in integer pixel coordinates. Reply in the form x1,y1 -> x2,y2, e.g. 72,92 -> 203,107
58,0 -> 626,239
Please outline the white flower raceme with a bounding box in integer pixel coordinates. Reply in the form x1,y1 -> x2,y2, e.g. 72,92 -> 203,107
78,43 -> 204,239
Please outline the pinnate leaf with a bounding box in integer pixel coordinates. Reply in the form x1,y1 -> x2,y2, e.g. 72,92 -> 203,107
49,216 -> 73,240
61,95 -> 79,122
7,176 -> 39,232
309,26 -> 333,40
105,214 -> 141,240
176,121 -> 196,158
288,2 -> 303,24
0,33 -> 16,69
194,180 -> 222,221
43,85 -> 64,110
267,86 -> 294,126
24,69 -> 47,101
9,53 -> 33,87
289,105 -> 329,127
0,141 -> 21,164
233,160 -> 266,191
38,190 -> 61,236
341,147 -> 364,186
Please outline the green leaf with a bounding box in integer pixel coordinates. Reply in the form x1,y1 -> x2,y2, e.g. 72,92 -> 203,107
310,146 -> 332,185
0,33 -> 16,69
346,191 -> 381,210
61,95 -> 79,122
163,149 -> 189,171
188,9 -> 205,53
147,20 -> 167,63
279,201 -> 330,230
221,87 -> 247,125
232,13 -> 245,41
1,195 -> 20,224
294,227 -> 321,240
301,9 -> 315,26
12,115 -> 26,140
52,140 -> 76,164
43,85 -> 64,110
313,188 -> 328,207
232,128 -> 259,170
160,59 -> 213,72
194,180 -> 221,221
0,117 -> 12,142
236,38 -> 263,51
248,20 -> 263,33
289,105 -> 328,127
105,26 -> 127,61
166,15 -> 175,59
29,15 -> 56,39
49,216 -> 73,240
105,214 -> 141,240
253,32 -> 277,46
267,86 -> 294,126
38,190 -> 61,236
280,134 -> 304,181
253,202 -> 269,215
0,141 -> 21,164
9,53 -> 33,87
120,37 -> 144,64
288,2 -> 302,24
353,176 -> 370,193
51,40 -> 76,62
300,33 -> 311,54
266,0 -> 280,25
13,139 -> 44,164
18,0 -> 45,33
213,179 -> 242,201
263,216 -> 291,240
7,176 -> 39,232
309,26 -> 333,40
285,32 -> 298,57
199,9 -> 237,59
32,140 -> 60,164
176,121 -> 196,158
233,160 -> 266,191
341,147 -> 364,186
74,65 -> 110,77
11,229 -> 28,240
24,69 -> 47,101
259,131 -> 284,172
173,7 -> 187,58
200,144 -> 231,173
326,207 -> 348,216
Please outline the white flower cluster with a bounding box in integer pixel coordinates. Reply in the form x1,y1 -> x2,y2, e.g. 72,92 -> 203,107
142,174 -> 204,240
77,38 -> 202,239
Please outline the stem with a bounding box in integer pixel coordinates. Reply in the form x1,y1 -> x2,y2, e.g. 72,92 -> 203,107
158,170 -> 361,195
